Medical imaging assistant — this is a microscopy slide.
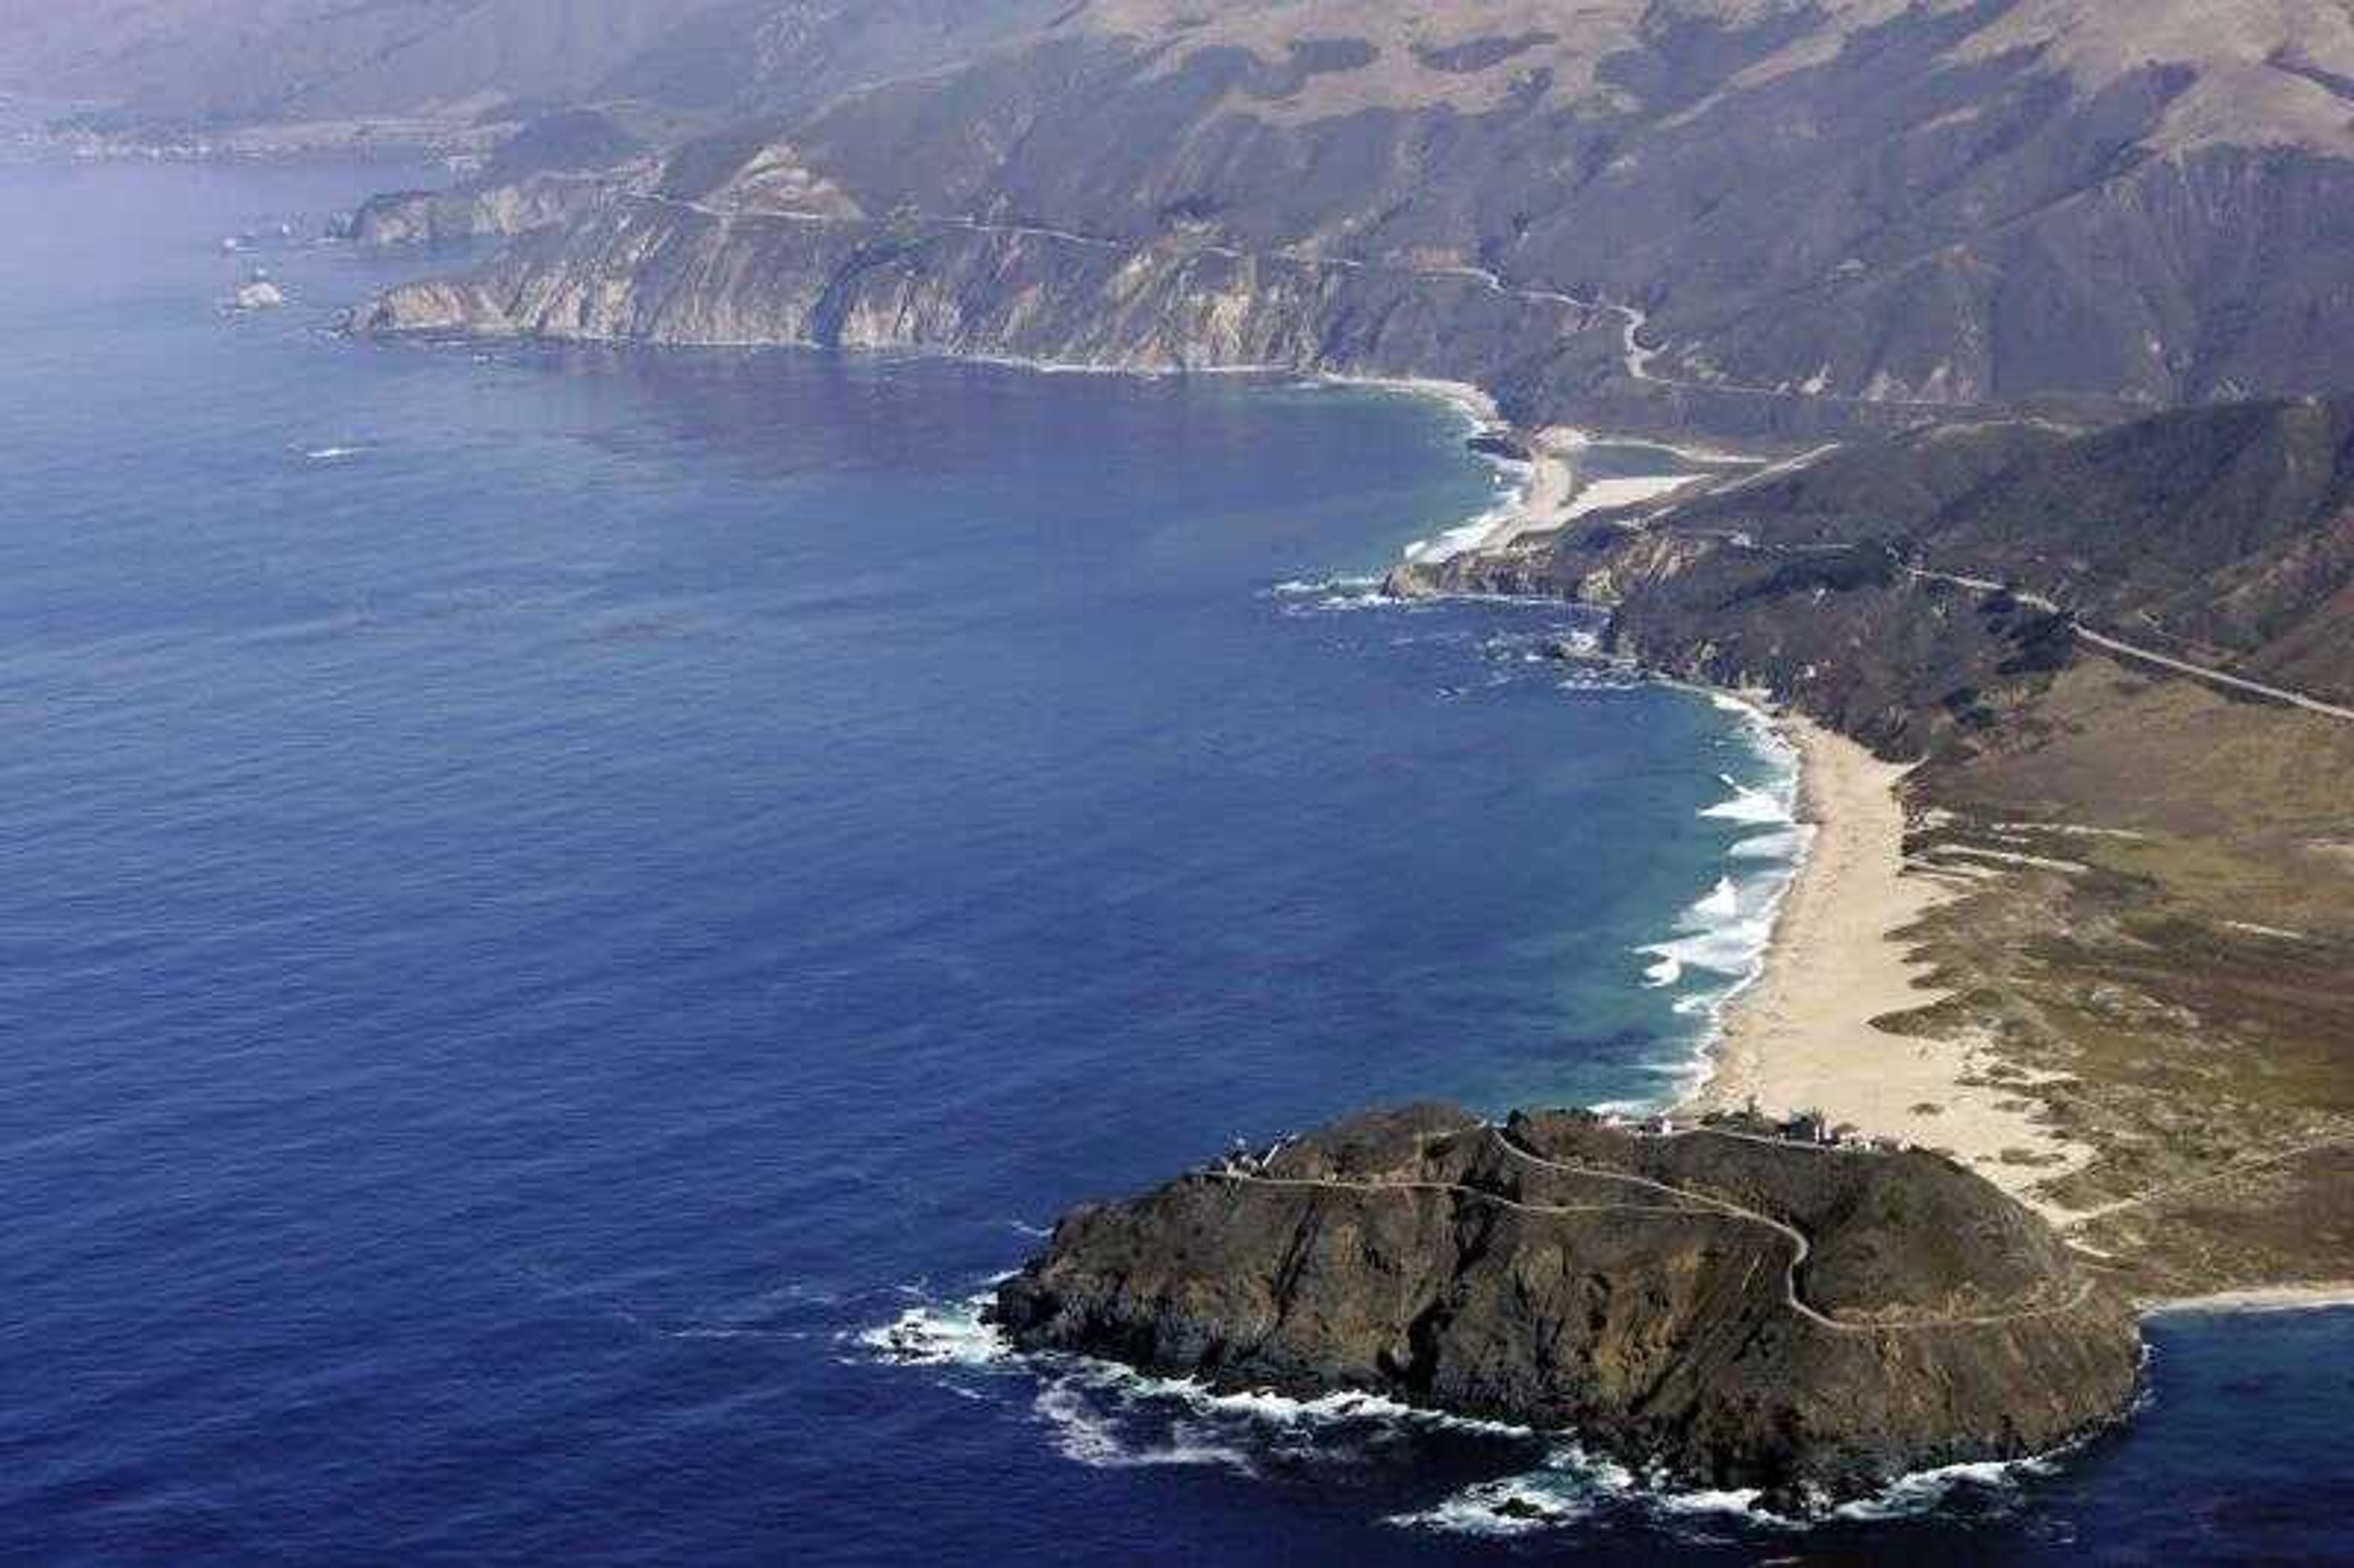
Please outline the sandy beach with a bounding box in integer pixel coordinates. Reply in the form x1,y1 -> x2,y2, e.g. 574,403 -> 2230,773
1409,422 -> 1711,563
1689,715 -> 2092,1208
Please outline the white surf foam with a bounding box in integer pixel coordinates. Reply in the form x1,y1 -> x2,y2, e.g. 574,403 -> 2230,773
1267,574 -> 1379,596
1403,480 -> 1524,566
853,1284 -> 2078,1533
1265,574 -> 1407,614
1700,775 -> 1794,826
1830,1453 -> 2057,1521
1729,826 -> 1811,861
1621,692 -> 1813,1111
1395,1439 -> 2065,1538
850,1292 -> 1010,1368
1383,1442 -> 1635,1537
850,1288 -> 1532,1440
1695,875 -> 1740,920
1034,1384 -> 1258,1474
1637,869 -> 1784,983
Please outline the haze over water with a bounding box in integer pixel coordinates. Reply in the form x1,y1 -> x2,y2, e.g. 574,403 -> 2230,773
1,158 -> 2348,1565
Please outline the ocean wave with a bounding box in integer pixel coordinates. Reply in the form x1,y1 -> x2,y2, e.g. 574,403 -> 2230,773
1628,738 -> 1813,1109
851,1292 -> 1011,1368
303,444 -> 365,462
1694,875 -> 1740,920
1393,1441 -> 2066,1539
1034,1384 -> 1259,1474
1830,1453 -> 2058,1522
853,1286 -> 2074,1534
1383,1442 -> 1638,1537
851,1287 -> 1536,1469
1639,869 -> 1783,982
1265,574 -> 1410,615
1402,496 -> 1515,566
1729,826 -> 1812,862
1266,574 -> 1379,596
1700,774 -> 1794,826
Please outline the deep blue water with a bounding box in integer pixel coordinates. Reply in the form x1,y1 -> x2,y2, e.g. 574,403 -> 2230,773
1,159 -> 2348,1565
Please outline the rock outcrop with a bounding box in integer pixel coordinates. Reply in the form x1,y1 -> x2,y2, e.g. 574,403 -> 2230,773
992,1104 -> 2143,1512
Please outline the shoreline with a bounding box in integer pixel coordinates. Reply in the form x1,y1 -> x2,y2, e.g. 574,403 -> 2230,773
375,319 -> 1710,578
2141,1284 -> 2354,1317
1682,711 -> 2094,1210
1403,421 -> 1722,566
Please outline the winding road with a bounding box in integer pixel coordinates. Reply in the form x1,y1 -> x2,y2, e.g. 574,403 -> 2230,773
1902,568 -> 2354,723
1208,1125 -> 2096,1334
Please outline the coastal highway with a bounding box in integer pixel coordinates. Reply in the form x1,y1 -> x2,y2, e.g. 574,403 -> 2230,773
1903,568 -> 2354,725
1209,1125 -> 2097,1334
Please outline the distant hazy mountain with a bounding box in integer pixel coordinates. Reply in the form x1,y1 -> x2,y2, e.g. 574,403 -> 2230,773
0,0 -> 1059,126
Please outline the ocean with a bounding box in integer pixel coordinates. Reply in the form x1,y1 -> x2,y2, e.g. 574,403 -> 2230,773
1,156 -> 2347,1566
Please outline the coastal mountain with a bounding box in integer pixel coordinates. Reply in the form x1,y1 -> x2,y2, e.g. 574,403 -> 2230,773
349,0 -> 2354,426
1413,395 -> 2354,739
993,1104 -> 2143,1512
0,1 -> 1057,136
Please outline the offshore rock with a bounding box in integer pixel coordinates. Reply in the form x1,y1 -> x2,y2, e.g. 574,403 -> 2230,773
991,1105 -> 2143,1511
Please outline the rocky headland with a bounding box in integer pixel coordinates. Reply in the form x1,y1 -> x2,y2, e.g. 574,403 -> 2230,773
992,1103 -> 2143,1512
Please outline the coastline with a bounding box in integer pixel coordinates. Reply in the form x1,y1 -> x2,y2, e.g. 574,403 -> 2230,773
1683,712 -> 2094,1209
1401,420 -> 1717,566
2143,1284 -> 2354,1316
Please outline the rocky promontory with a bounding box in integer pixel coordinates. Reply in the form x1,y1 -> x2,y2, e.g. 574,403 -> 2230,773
991,1104 -> 2143,1510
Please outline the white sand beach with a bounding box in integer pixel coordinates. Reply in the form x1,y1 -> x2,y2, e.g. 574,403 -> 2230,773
1689,715 -> 2092,1208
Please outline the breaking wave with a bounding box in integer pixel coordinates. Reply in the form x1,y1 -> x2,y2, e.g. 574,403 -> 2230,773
1390,1442 -> 2064,1539
1383,1445 -> 1635,1536
851,1286 -> 1537,1479
1265,575 -> 1403,614
853,1283 -> 2076,1537
1699,775 -> 1794,826
1623,695 -> 1811,1106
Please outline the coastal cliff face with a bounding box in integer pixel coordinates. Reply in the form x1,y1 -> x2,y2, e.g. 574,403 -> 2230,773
344,173 -> 627,248
357,198 -> 1613,392
992,1105 -> 2143,1510
349,1 -> 2354,427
